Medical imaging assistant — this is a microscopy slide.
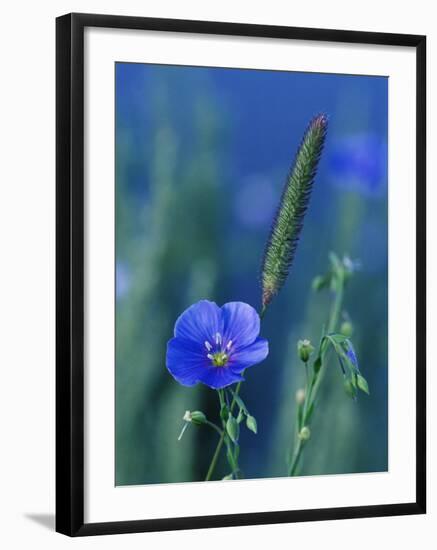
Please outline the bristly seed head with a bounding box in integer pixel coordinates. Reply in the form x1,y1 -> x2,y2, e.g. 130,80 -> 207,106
261,114 -> 328,309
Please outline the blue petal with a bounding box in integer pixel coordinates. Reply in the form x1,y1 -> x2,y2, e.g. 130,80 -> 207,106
196,366 -> 244,390
166,337 -> 207,387
221,302 -> 260,350
345,341 -> 359,370
174,300 -> 223,343
228,338 -> 269,373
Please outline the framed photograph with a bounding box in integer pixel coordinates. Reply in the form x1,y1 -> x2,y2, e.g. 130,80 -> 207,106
56,12 -> 426,536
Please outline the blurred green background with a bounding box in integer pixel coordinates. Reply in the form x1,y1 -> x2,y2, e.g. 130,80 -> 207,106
115,63 -> 388,485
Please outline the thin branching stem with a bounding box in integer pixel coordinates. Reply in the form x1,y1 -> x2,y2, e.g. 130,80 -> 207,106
288,273 -> 345,476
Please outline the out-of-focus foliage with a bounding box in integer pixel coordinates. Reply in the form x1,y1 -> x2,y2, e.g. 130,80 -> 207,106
115,64 -> 388,485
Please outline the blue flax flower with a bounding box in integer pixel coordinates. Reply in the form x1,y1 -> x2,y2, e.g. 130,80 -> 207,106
166,300 -> 269,389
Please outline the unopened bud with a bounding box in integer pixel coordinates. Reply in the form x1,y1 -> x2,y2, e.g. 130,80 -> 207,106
183,410 -> 206,425
342,255 -> 361,276
340,321 -> 353,337
296,388 -> 306,406
344,379 -> 356,399
298,426 -> 311,441
297,339 -> 314,363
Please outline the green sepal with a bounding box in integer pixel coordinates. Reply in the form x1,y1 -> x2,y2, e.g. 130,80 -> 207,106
324,335 -> 370,397
246,415 -> 258,434
189,411 -> 207,425
327,333 -> 348,345
326,335 -> 355,374
357,374 -> 370,394
220,404 -> 229,422
226,414 -> 239,444
344,378 -> 357,399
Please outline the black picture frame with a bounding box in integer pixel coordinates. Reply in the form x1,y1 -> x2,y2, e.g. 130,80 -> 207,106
56,12 -> 426,537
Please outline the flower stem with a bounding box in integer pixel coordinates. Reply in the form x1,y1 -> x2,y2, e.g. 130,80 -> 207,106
205,420 -> 223,438
328,274 -> 344,334
205,388 -> 241,481
289,439 -> 304,476
205,434 -> 225,481
288,272 -> 345,476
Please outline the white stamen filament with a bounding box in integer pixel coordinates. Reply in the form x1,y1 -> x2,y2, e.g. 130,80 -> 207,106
215,332 -> 222,345
226,340 -> 233,350
204,341 -> 212,351
207,353 -> 214,360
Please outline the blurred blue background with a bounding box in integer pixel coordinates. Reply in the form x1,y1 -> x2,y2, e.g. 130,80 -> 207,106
115,62 -> 388,485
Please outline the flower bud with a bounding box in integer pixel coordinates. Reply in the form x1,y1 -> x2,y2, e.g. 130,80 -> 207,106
297,339 -> 314,363
298,426 -> 311,441
226,414 -> 239,444
357,374 -> 370,395
340,321 -> 353,337
295,388 -> 306,406
183,410 -> 206,425
344,379 -> 356,399
220,404 -> 229,422
246,415 -> 258,434
342,255 -> 361,276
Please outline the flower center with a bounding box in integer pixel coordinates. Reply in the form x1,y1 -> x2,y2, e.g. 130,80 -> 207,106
205,333 -> 233,367
210,351 -> 229,367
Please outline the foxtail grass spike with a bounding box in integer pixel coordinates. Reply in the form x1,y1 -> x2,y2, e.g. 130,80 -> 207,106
261,114 -> 328,309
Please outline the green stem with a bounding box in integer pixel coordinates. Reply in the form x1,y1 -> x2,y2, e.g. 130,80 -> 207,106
205,388 -> 241,481
205,435 -> 225,481
205,420 -> 223,438
220,389 -> 241,477
289,439 -> 304,476
307,271 -> 344,408
224,436 -> 239,477
288,273 -> 345,476
328,274 -> 344,333
218,388 -> 226,409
